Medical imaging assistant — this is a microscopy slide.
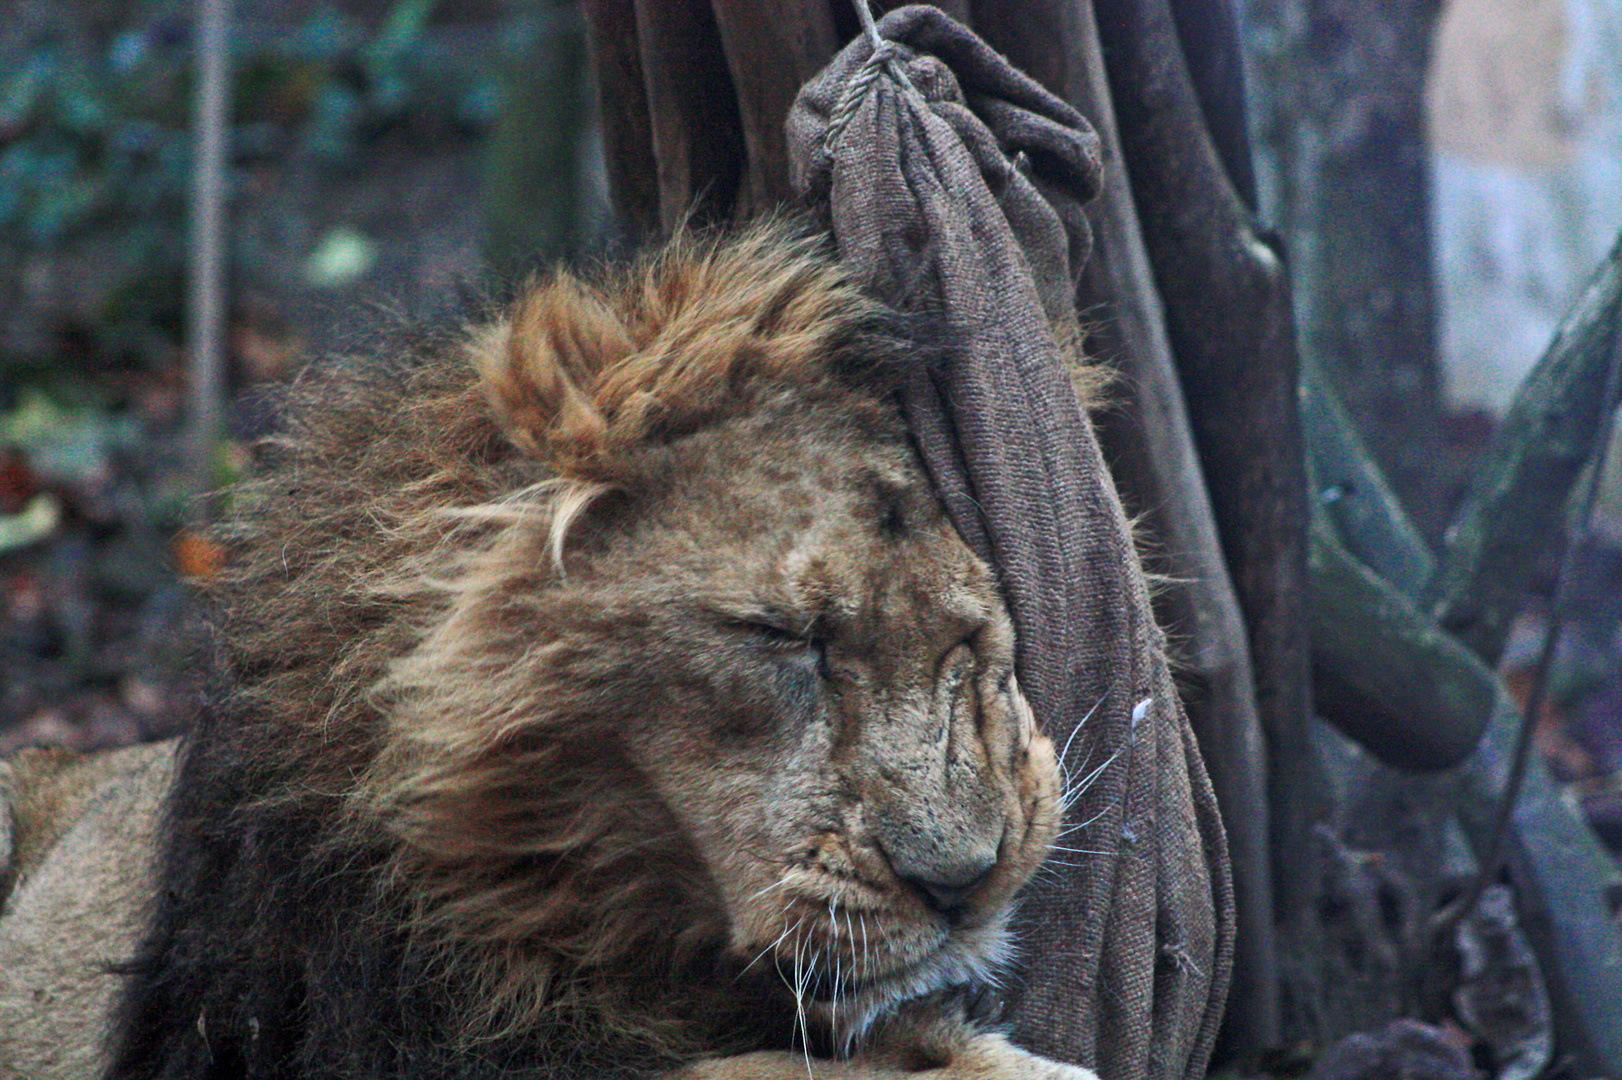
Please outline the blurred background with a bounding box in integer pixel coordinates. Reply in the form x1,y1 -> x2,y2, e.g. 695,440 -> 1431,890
0,0 -> 613,751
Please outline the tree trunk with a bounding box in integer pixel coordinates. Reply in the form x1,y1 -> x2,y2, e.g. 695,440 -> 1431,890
482,2 -> 597,270
1242,0 -> 1448,536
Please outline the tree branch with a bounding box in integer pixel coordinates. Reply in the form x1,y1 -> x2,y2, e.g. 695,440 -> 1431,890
710,0 -> 838,216
1422,231 -> 1622,665
1165,0 -> 1257,211
1302,359 -> 1436,600
1457,695 -> 1622,1070
1307,506 -> 1489,768
582,0 -> 660,237
632,0 -> 745,232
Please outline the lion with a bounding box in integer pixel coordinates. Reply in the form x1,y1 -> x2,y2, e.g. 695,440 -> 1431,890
1,222 -> 1098,1080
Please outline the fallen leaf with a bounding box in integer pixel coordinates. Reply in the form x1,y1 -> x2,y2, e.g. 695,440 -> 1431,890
0,492 -> 61,552
172,528 -> 227,581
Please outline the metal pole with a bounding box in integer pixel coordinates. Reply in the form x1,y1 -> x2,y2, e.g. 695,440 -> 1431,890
188,0 -> 231,515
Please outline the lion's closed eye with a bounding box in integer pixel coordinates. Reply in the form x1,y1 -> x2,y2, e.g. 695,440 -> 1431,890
738,620 -> 829,678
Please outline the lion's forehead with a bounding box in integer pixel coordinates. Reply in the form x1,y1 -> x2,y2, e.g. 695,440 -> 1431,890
770,535 -> 993,624
629,397 -> 1004,648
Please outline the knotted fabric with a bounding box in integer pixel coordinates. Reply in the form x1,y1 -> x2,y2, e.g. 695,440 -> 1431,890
787,8 -> 1233,1078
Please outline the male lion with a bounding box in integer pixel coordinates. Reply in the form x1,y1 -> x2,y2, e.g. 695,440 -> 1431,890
0,224 -> 1097,1080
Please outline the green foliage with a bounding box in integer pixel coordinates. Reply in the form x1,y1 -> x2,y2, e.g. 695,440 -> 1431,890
0,1 -> 500,380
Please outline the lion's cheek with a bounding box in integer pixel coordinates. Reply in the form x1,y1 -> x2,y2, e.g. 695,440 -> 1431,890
616,755 -> 809,946
1019,733 -> 1060,814
958,732 -> 1060,919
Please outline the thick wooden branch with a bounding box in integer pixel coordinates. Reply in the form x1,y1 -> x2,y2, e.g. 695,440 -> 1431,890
1458,697 -> 1622,1070
483,5 -> 593,267
1422,231 -> 1622,665
1244,0 -> 1446,536
1308,507 -> 1489,769
1305,367 -> 1622,1072
1165,0 -> 1257,211
1305,362 -> 1490,769
633,0 -> 745,232
1302,359 -> 1436,600
582,0 -> 660,237
710,0 -> 838,216
1090,0 -> 1321,922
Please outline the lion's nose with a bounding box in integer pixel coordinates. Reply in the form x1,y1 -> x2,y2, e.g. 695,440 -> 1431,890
901,855 -> 996,918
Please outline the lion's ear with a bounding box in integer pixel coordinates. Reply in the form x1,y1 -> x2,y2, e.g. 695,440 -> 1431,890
473,275 -> 635,461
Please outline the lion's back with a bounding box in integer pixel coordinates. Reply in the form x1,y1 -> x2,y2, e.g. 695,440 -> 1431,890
0,740 -> 175,1080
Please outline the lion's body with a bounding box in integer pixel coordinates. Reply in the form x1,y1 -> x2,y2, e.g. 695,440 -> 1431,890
2,225 -> 1094,1080
0,740 -> 173,1078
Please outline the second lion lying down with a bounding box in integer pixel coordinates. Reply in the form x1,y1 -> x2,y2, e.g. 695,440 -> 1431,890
6,223 -> 1098,1080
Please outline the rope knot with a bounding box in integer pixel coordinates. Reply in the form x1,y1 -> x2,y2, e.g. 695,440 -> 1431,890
822,3 -> 917,155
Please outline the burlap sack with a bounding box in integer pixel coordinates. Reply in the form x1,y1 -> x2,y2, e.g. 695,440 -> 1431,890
787,8 -> 1233,1078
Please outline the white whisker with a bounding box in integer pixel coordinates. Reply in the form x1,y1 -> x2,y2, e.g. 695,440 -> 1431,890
1059,799 -> 1117,836
849,911 -> 865,1022
749,876 -> 794,902
1061,745 -> 1123,809
741,917 -> 800,977
1059,692 -> 1108,765
795,931 -> 815,1079
828,901 -> 841,1039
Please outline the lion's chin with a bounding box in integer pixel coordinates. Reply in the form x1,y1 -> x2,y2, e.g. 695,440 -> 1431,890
803,917 -> 1016,1054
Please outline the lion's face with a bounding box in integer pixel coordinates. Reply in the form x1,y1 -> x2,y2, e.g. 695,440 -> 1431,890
367,227 -> 1063,1050
385,391 -> 1059,1042
587,398 -> 1063,1043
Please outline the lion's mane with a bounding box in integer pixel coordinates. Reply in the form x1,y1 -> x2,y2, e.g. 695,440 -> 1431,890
105,223 -> 1061,1080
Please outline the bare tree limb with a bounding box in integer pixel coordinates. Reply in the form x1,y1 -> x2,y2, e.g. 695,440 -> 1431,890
188,0 -> 231,515
1302,359 -> 1436,600
1243,0 -> 1447,536
483,4 -> 593,268
633,0 -> 744,232
1422,231 -> 1622,665
1458,696 -> 1622,1071
711,0 -> 838,216
582,0 -> 660,238
1307,507 -> 1490,769
1165,0 -> 1257,211
1304,318 -> 1622,1072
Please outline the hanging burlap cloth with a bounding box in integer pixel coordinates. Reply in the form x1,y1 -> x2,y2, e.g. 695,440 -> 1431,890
787,8 -> 1233,1078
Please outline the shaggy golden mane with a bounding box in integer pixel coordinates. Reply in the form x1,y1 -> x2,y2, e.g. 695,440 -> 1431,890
95,219 -> 1071,1080
171,220 -> 915,1053
476,225 -> 889,477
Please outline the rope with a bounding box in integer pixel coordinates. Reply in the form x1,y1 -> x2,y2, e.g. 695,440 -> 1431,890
822,0 -> 915,155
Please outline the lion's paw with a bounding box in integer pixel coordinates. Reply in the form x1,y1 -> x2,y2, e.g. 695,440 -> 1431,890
946,1033 -> 1100,1080
855,1005 -> 1099,1080
666,1043 -> 1100,1080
